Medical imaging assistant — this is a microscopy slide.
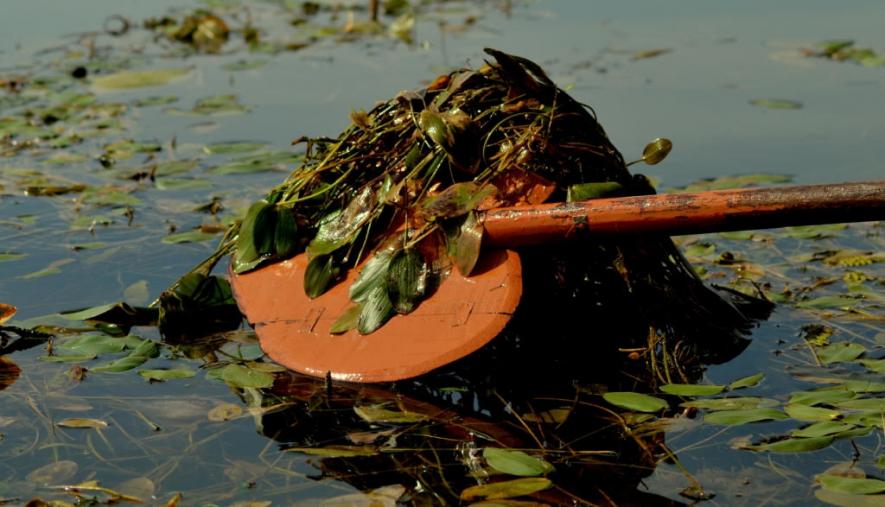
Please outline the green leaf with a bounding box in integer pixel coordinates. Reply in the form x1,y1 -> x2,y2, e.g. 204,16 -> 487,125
92,354 -> 150,373
304,255 -> 339,299
659,384 -> 725,396
0,252 -> 27,262
750,99 -> 802,110
386,249 -> 427,314
817,342 -> 867,364
353,404 -> 428,423
602,392 -> 668,413
203,141 -> 266,154
681,397 -> 778,411
818,475 -> 885,495
792,421 -> 858,438
358,286 -> 394,335
162,230 -> 219,244
219,363 -> 275,388
703,408 -> 788,425
138,368 -> 196,381
460,477 -> 552,501
857,359 -> 885,374
483,448 -> 554,477
567,181 -> 623,202
59,334 -> 126,356
833,398 -> 885,411
815,489 -> 885,507
252,202 -> 278,256
421,182 -> 496,219
60,302 -> 125,321
789,389 -> 858,406
273,206 -> 299,258
785,403 -> 842,422
728,373 -> 765,390
330,304 -> 361,335
786,224 -> 848,240
748,436 -> 834,453
152,160 -> 198,177
350,250 -> 394,302
796,295 -> 858,310
92,67 -> 191,90
451,211 -> 484,276
234,201 -> 270,273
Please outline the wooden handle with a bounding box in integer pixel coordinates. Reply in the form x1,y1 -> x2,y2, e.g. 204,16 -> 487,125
482,180 -> 885,247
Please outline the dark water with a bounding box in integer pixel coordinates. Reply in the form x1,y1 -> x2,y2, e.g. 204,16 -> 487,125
1,1 -> 883,505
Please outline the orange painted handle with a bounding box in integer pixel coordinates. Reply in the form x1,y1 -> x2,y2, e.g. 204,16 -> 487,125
483,180 -> 885,247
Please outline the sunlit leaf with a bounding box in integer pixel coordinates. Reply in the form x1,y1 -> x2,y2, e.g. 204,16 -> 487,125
796,296 -> 859,310
304,254 -> 339,299
833,398 -> 885,411
815,489 -> 885,507
330,304 -> 361,335
59,334 -> 127,356
681,397 -> 778,411
162,229 -> 219,244
93,67 -> 191,90
460,477 -> 552,501
452,211 -> 484,276
792,421 -> 858,438
747,436 -> 834,453
785,403 -> 842,422
218,363 -> 275,389
92,352 -> 152,373
234,200 -> 270,273
660,384 -> 725,396
728,373 -> 765,390
641,137 -> 672,165
483,448 -> 554,477
57,418 -> 108,429
350,250 -> 394,302
602,392 -> 668,413
816,342 -> 866,364
353,404 -> 428,423
387,249 -> 428,314
789,389 -> 858,407
567,181 -> 623,202
703,408 -> 788,425
358,286 -> 394,335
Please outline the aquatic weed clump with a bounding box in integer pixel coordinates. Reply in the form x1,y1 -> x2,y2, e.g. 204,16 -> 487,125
175,48 -> 767,382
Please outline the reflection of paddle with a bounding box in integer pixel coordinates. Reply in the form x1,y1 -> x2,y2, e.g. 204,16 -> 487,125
230,180 -> 884,383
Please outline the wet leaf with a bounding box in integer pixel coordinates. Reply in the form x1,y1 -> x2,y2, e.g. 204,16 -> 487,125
330,304 -> 361,335
304,255 -> 339,299
139,368 -> 196,381
93,68 -> 191,90
660,384 -> 725,396
602,392 -> 668,413
208,402 -> 243,421
353,404 -> 428,423
252,203 -> 278,256
789,389 -> 858,407
162,229 -> 219,244
387,249 -> 428,314
234,201 -> 271,273
818,475 -> 885,495
817,342 -> 866,364
483,448 -> 554,477
421,182 -> 496,219
728,373 -> 765,390
358,285 -> 395,335
273,206 -> 299,258
452,211 -> 484,276
750,99 -> 803,110
92,351 -> 153,372
641,137 -> 673,165
350,250 -> 394,302
833,398 -> 885,411
785,403 -> 842,422
792,421 -> 859,438
287,445 -> 378,457
815,489 -> 885,507
703,408 -> 788,425
748,436 -> 834,453
26,460 -> 79,484
59,334 -> 127,356
681,397 -> 778,411
57,418 -> 108,429
219,363 -> 275,388
460,477 -> 552,501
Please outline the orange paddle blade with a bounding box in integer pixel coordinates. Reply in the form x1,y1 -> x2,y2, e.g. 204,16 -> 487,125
230,249 -> 522,383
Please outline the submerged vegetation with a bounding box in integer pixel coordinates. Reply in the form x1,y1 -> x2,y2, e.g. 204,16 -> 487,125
0,1 -> 883,505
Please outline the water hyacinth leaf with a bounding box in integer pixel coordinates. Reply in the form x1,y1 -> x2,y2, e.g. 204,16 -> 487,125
57,418 -> 109,429
816,342 -> 866,364
748,436 -> 834,453
162,230 -> 219,244
387,249 -> 428,314
252,203 -> 278,256
304,255 -> 339,299
703,408 -> 788,425
358,286 -> 395,335
219,363 -> 275,389
349,250 -> 394,302
641,137 -> 673,165
681,397 -> 778,411
273,206 -> 299,258
785,403 -> 842,422
138,368 -> 196,381
421,182 -> 496,219
750,99 -> 803,110
353,404 -> 428,423
234,201 -> 270,273
603,392 -> 668,413
567,181 -> 623,202
92,67 -> 191,90
728,373 -> 765,390
460,477 -> 552,501
306,210 -> 350,258
817,475 -> 885,495
660,384 -> 725,396
483,448 -> 554,477
452,211 -> 484,276
330,304 -> 361,335
792,421 -> 858,438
